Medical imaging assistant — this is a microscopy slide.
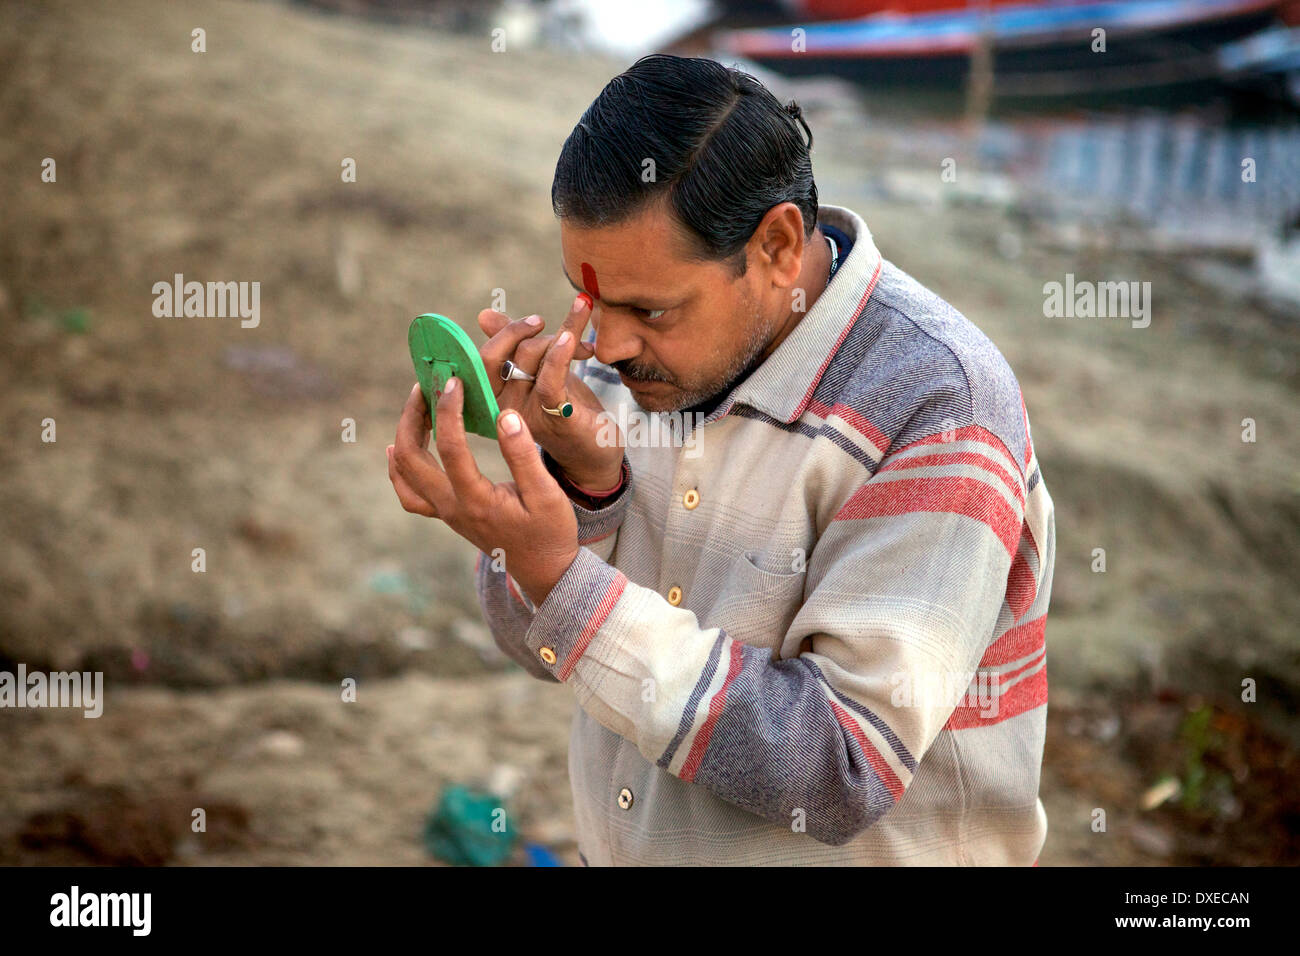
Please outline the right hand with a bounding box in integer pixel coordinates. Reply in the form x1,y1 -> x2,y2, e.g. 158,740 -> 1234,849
476,294 -> 625,490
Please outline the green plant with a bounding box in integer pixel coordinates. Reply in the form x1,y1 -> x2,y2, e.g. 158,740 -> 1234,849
1177,704 -> 1234,814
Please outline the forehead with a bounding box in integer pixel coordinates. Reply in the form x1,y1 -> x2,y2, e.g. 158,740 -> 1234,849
559,202 -> 698,287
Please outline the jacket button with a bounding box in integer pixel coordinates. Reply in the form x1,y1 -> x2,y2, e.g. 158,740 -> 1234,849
667,585 -> 682,606
539,646 -> 557,665
683,489 -> 700,510
618,787 -> 634,810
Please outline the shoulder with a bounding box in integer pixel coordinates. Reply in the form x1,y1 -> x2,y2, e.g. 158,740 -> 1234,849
821,259 -> 1029,475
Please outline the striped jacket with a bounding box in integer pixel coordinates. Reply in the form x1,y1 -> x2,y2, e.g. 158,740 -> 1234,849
476,204 -> 1055,865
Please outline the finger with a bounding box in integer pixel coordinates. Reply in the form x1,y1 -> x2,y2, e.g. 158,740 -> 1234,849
560,294 -> 595,362
498,334 -> 553,409
511,330 -> 590,372
397,383 -> 430,451
559,293 -> 594,353
509,335 -> 552,374
394,384 -> 454,512
564,369 -> 608,414
534,327 -> 576,408
481,314 -> 545,396
477,309 -> 511,337
433,377 -> 492,502
496,408 -> 560,512
563,371 -> 623,449
532,292 -> 595,405
387,444 -> 438,517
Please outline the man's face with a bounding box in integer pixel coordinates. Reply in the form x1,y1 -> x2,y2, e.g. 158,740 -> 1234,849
559,201 -> 778,413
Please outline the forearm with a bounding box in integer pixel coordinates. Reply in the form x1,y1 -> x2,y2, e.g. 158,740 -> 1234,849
473,450 -> 631,680
474,550 -> 557,683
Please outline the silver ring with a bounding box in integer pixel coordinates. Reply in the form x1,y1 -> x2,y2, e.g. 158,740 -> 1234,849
500,360 -> 536,383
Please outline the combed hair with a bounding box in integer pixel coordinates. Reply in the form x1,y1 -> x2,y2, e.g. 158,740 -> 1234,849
551,54 -> 818,276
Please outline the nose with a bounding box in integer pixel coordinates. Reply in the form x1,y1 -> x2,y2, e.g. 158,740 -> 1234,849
591,306 -> 642,368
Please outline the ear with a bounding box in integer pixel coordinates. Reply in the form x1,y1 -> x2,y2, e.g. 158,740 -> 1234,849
752,202 -> 806,287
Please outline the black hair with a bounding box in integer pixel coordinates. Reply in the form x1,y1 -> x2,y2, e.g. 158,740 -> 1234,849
551,54 -> 818,277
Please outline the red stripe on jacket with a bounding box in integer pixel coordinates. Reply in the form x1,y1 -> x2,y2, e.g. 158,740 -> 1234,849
980,614 -> 1047,668
807,398 -> 891,454
897,425 -> 1022,479
831,699 -> 907,801
680,642 -> 745,783
557,574 -> 627,681
878,450 -> 1025,506
834,475 -> 1022,557
944,663 -> 1047,730
1006,547 -> 1037,621
943,615 -> 1049,730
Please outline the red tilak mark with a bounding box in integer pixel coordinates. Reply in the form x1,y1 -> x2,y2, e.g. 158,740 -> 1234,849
580,262 -> 600,299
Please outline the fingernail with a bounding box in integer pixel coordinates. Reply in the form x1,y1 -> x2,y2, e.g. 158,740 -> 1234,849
445,377 -> 458,394
575,292 -> 593,312
557,330 -> 572,346
500,411 -> 522,435
525,314 -> 543,326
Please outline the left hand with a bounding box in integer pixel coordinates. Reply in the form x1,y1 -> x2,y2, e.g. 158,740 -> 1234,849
387,378 -> 580,606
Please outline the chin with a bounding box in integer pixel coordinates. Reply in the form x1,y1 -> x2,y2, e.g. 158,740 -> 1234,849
627,376 -> 724,414
628,383 -> 693,413
631,393 -> 676,413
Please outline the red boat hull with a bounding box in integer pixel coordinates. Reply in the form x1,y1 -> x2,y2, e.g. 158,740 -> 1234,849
796,0 -> 1053,16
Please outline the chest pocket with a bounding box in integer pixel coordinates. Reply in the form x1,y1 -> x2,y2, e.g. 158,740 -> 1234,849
703,549 -> 806,648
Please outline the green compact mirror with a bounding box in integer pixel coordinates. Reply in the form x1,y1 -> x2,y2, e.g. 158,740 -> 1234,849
408,313 -> 500,440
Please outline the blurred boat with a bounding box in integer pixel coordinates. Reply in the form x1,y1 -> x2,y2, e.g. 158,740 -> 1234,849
716,0 -> 1284,105
786,0 -> 1101,14
1219,25 -> 1300,103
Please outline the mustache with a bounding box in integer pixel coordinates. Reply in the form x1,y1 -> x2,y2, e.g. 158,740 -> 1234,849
611,358 -> 673,384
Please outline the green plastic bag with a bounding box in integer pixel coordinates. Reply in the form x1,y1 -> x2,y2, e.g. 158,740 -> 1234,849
423,785 -> 517,867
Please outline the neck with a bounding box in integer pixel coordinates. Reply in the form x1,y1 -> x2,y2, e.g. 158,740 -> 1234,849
754,225 -> 830,366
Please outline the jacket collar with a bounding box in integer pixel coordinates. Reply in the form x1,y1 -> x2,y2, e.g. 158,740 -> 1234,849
711,204 -> 883,425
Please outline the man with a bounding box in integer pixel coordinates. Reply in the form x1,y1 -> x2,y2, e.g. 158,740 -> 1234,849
388,54 -> 1055,865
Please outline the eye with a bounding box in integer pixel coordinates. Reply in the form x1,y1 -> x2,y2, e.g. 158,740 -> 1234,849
635,308 -> 666,321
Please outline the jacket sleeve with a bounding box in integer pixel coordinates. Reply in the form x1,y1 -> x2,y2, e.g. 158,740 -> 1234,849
517,425 -> 1032,845
476,350 -> 630,681
475,449 -> 632,682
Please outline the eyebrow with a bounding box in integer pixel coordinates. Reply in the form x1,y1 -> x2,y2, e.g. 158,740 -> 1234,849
562,263 -> 671,311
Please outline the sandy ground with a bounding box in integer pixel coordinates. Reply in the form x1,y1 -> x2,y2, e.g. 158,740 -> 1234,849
1,0 -> 1297,865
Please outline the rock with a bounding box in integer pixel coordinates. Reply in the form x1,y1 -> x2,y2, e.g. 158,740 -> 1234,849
487,763 -> 526,799
255,730 -> 305,759
451,617 -> 504,663
1129,821 -> 1175,858
1139,777 -> 1181,811
397,626 -> 433,651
